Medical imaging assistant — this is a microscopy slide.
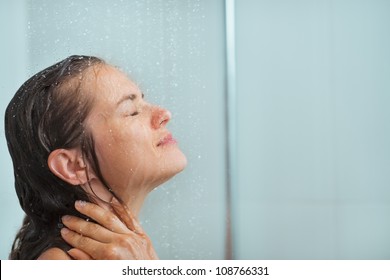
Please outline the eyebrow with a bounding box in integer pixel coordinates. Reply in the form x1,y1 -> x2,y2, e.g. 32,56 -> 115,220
116,92 -> 144,106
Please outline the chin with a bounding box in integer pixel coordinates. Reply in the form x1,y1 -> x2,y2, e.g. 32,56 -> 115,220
175,149 -> 188,172
167,150 -> 187,176
155,150 -> 187,186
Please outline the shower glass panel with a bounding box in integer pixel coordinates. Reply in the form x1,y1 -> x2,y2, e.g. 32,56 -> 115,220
0,0 -> 227,260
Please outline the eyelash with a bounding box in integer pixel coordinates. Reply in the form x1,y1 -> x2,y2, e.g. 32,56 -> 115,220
126,111 -> 139,117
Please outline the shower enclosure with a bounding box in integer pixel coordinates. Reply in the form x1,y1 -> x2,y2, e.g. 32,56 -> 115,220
1,0 -> 389,259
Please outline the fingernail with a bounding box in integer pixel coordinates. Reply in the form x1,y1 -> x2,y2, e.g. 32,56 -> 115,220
61,228 -> 70,235
75,200 -> 87,208
62,215 -> 71,222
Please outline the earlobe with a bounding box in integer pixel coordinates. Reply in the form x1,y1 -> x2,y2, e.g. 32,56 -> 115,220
48,149 -> 89,185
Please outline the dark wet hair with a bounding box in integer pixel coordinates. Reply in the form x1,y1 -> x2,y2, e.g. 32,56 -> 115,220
5,55 -> 110,259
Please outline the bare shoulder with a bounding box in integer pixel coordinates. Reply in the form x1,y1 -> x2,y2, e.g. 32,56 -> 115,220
37,247 -> 72,260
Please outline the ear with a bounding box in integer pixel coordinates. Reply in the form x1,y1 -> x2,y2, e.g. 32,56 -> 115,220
48,148 -> 90,185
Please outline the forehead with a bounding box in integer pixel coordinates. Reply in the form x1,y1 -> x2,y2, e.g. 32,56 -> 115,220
85,64 -> 140,105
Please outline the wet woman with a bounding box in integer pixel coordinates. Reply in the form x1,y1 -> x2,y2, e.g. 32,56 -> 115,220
5,55 -> 187,259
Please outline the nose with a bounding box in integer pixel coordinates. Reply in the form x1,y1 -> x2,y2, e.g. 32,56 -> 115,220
151,106 -> 171,129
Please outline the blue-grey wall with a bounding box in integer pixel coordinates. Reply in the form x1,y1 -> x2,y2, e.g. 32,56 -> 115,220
235,0 -> 390,259
0,0 -> 28,260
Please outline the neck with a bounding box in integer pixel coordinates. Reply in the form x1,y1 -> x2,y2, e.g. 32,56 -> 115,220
120,186 -> 151,217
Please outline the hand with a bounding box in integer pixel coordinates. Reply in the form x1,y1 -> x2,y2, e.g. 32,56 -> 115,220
60,198 -> 158,260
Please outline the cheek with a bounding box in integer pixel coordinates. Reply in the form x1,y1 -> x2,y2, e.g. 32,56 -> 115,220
96,123 -> 153,168
122,123 -> 153,155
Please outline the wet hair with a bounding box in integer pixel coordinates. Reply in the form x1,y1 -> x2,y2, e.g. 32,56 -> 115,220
5,55 -> 111,259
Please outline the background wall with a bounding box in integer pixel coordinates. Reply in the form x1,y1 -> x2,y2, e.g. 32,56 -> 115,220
1,0 -> 389,260
0,0 -> 28,260
234,0 -> 390,259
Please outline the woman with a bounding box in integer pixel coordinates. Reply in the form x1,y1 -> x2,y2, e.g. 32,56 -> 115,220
5,55 -> 187,259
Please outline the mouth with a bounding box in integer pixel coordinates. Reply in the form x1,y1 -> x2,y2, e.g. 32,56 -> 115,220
157,133 -> 177,147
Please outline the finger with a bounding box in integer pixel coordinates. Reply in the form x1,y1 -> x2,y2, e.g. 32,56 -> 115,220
62,215 -> 112,243
67,248 -> 93,260
74,200 -> 130,234
61,227 -> 102,259
110,197 -> 144,234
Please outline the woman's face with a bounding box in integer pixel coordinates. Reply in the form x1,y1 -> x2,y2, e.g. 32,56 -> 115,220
84,65 -> 187,198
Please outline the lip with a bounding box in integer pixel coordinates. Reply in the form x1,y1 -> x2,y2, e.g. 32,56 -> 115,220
157,133 -> 177,147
